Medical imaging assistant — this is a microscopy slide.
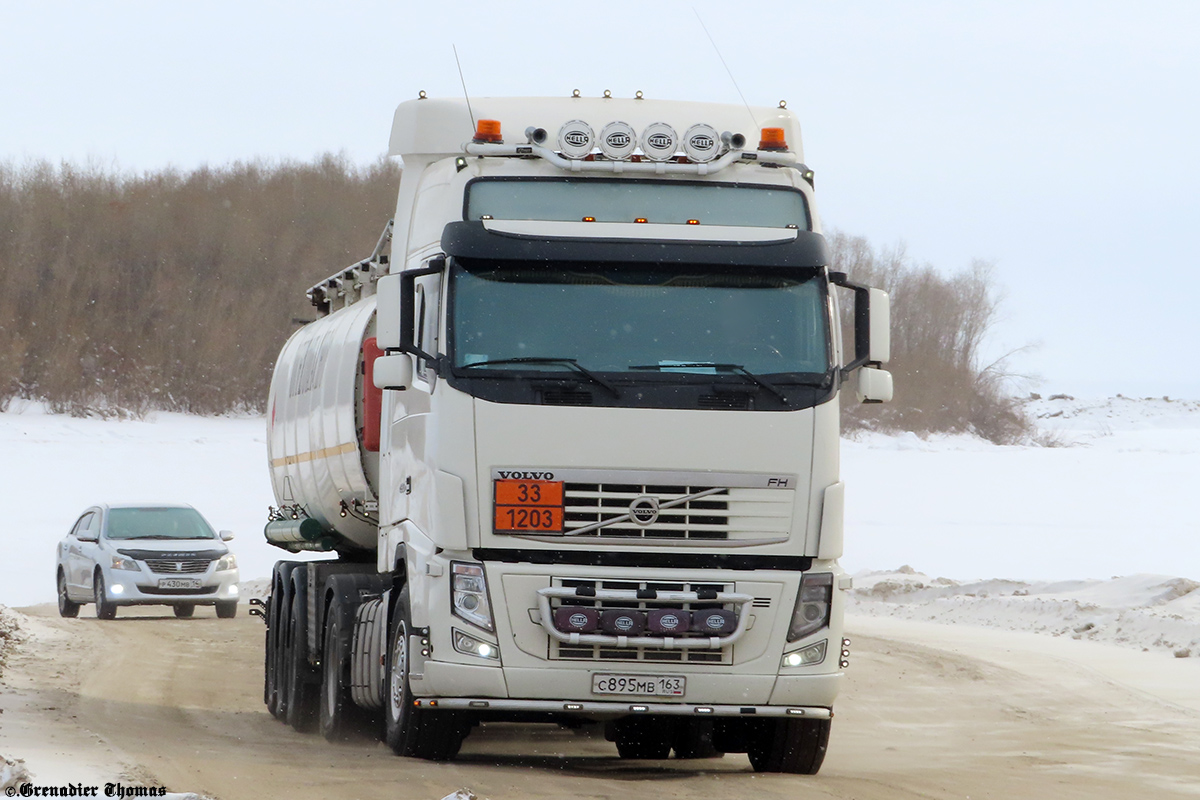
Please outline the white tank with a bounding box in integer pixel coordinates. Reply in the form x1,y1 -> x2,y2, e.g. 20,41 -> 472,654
266,296 -> 380,552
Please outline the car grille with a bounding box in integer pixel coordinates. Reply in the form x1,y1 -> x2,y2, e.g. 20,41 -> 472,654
563,483 -> 793,542
548,578 -> 736,665
145,558 -> 211,574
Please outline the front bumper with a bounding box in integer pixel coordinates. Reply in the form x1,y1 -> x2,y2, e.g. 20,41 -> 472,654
103,569 -> 241,605
414,696 -> 833,719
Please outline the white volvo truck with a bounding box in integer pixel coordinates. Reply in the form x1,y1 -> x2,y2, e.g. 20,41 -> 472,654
257,93 -> 892,774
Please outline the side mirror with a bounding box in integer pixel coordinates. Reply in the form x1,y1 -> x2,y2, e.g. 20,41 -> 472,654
373,353 -> 413,390
220,530 -> 235,541
865,288 -> 890,365
857,366 -> 894,404
374,260 -> 444,359
77,529 -> 99,543
375,273 -> 402,350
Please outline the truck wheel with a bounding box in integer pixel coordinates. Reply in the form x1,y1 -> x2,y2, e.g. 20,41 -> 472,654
268,563 -> 299,720
173,603 -> 195,618
384,589 -> 468,761
216,600 -> 238,619
672,719 -> 722,759
319,589 -> 371,741
94,572 -> 117,620
612,716 -> 672,759
57,571 -> 80,618
285,572 -> 319,732
747,718 -> 831,774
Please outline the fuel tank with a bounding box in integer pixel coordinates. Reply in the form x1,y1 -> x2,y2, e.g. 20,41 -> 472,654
265,297 -> 381,552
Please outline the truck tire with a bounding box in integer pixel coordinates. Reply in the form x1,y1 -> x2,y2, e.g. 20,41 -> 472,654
216,600 -> 238,619
267,562 -> 300,720
672,719 -> 722,759
612,717 -> 672,760
57,571 -> 80,618
319,584 -> 372,741
285,570 -> 319,732
747,718 -> 831,774
173,603 -> 195,618
94,571 -> 117,620
383,589 -> 468,761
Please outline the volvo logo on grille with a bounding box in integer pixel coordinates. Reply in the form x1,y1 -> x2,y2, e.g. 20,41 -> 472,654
629,496 -> 660,526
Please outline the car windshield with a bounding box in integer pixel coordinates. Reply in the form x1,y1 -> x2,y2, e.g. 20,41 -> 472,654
451,260 -> 829,377
105,507 -> 216,540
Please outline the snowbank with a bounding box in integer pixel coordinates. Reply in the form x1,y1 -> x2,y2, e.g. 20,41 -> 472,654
849,566 -> 1200,657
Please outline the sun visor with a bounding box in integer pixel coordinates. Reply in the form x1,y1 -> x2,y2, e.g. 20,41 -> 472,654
440,221 -> 830,268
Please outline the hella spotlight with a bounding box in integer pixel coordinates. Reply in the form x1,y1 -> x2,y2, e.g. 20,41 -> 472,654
598,121 -> 637,160
557,120 -> 595,159
640,122 -> 678,161
682,124 -> 720,163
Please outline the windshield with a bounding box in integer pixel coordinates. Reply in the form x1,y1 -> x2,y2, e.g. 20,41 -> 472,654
105,507 -> 217,540
465,178 -> 810,229
451,260 -> 829,377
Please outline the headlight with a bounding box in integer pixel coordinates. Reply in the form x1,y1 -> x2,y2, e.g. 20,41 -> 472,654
111,555 -> 141,571
215,554 -> 237,571
452,628 -> 500,660
787,572 -> 833,642
451,561 -> 493,632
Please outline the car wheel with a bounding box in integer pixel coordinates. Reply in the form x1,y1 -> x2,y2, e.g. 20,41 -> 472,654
94,571 -> 117,620
57,570 -> 80,618
216,600 -> 238,619
284,572 -> 318,732
173,603 -> 195,618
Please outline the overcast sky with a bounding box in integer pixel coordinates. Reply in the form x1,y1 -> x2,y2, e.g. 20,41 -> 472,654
3,1 -> 1197,397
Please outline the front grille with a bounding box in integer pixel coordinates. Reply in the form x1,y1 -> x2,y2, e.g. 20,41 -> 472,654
145,558 -> 211,574
548,578 -> 736,665
562,483 -> 792,542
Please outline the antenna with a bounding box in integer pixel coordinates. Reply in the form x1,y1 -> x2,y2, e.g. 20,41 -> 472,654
453,44 -> 476,133
693,9 -> 758,131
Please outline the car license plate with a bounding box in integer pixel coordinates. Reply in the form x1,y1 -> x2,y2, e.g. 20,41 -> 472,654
158,577 -> 202,589
592,674 -> 685,697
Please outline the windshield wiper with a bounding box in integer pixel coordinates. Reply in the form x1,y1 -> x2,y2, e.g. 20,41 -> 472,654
629,362 -> 789,403
459,357 -> 621,398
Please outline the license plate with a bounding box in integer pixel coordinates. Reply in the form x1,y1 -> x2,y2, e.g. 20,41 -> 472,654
158,578 -> 202,589
592,674 -> 686,697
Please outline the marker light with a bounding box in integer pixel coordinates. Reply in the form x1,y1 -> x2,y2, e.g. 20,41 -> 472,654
582,216 -> 596,223
640,122 -> 678,161
558,120 -> 595,159
473,119 -> 503,143
598,121 -> 637,160
682,124 -> 720,163
759,127 -> 788,151
686,219 -> 700,225
634,217 -> 648,224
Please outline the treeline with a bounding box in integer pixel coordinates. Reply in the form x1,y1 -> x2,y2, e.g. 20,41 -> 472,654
0,156 -> 401,415
0,157 -> 1028,441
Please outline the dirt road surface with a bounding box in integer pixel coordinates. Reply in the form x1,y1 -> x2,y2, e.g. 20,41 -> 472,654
2,604 -> 1198,800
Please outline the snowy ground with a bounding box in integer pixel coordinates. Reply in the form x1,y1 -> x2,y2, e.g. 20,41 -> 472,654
1,393 -> 1198,657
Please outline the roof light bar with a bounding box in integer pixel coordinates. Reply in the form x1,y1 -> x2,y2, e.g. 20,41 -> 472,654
557,120 -> 595,159
640,122 -> 678,161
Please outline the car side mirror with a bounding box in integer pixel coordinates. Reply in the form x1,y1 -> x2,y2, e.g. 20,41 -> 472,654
856,366 -> 894,404
220,530 -> 235,541
373,353 -> 413,390
77,530 -> 99,543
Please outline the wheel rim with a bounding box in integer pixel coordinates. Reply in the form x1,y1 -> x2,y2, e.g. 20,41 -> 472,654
58,574 -> 68,609
95,574 -> 104,605
389,621 -> 408,721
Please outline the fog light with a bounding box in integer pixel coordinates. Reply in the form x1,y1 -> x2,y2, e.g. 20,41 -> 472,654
453,628 -> 500,661
228,585 -> 240,596
782,639 -> 827,668
110,584 -> 124,595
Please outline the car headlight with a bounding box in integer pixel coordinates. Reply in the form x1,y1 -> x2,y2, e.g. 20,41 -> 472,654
787,572 -> 833,642
215,554 -> 237,571
111,555 -> 141,571
451,561 -> 493,632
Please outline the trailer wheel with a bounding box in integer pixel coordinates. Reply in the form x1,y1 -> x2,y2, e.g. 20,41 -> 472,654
216,600 -> 238,619
672,719 -> 722,759
384,588 -> 468,761
267,562 -> 299,720
747,717 -> 831,774
612,716 -> 672,760
94,571 -> 117,620
319,586 -> 372,741
173,603 -> 195,618
57,571 -> 80,618
285,570 -> 319,732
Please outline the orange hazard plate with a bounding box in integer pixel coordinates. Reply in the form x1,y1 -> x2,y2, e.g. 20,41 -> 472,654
494,479 -> 564,533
